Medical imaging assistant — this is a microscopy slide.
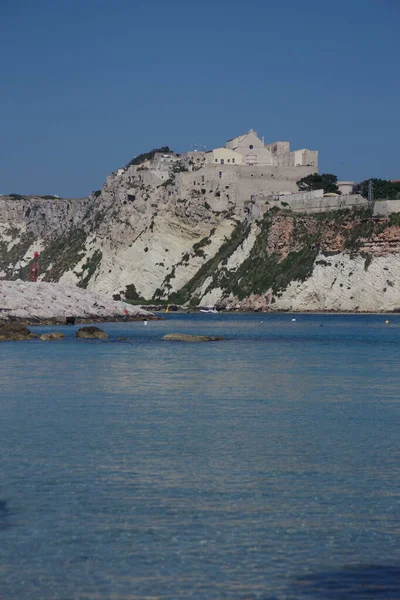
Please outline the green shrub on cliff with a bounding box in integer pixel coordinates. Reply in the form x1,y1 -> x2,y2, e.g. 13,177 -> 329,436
38,229 -> 87,282
211,215 -> 318,299
168,221 -> 251,304
168,206 -> 385,303
125,284 -> 140,300
78,250 -> 103,289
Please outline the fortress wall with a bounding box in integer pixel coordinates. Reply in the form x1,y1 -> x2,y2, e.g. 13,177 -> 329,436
234,166 -> 315,200
272,150 -> 318,169
171,165 -> 367,217
374,200 -> 400,216
176,166 -> 238,198
265,141 -> 290,155
301,150 -> 318,168
245,193 -> 368,217
176,164 -> 319,207
236,177 -> 297,200
278,189 -> 324,202
284,193 -> 367,213
178,164 -> 315,185
236,165 -> 315,180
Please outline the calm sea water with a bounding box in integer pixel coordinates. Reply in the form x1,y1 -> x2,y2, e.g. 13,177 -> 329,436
1,313 -> 400,599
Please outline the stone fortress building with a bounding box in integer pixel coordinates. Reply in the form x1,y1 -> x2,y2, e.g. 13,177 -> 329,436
177,129 -> 318,169
181,129 -> 318,171
122,129 -> 366,215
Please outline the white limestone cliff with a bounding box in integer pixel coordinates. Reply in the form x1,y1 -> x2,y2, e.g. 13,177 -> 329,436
0,155 -> 399,313
0,281 -> 152,323
272,252 -> 400,312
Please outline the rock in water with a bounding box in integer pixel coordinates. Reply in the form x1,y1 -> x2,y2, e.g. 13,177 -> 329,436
0,322 -> 37,341
76,326 -> 108,339
40,332 -> 65,341
162,333 -> 224,342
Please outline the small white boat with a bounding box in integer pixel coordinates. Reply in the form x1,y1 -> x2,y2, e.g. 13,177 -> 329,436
200,307 -> 218,314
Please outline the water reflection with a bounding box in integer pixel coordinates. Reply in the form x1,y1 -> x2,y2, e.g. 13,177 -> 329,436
287,564 -> 400,599
0,314 -> 399,598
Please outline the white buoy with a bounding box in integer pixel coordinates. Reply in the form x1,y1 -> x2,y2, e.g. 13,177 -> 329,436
144,320 -> 148,326
292,318 -> 296,322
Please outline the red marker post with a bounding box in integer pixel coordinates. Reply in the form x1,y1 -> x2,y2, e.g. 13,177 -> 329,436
30,252 -> 39,282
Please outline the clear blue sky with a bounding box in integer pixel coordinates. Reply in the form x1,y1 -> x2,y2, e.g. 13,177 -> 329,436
1,0 -> 399,197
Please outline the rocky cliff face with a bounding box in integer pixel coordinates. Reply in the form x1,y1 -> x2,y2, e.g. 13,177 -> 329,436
1,161 -> 399,312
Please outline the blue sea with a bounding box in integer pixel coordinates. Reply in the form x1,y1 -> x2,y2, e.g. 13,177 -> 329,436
1,313 -> 400,599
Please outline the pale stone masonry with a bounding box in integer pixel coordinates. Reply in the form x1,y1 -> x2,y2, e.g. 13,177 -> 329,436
148,128 -> 318,175
225,129 -> 318,169
226,130 -> 274,166
205,147 -> 243,165
129,129 -> 321,209
114,129 -> 370,220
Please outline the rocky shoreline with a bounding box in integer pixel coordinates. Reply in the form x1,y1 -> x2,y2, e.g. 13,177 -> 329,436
0,281 -> 155,325
147,304 -> 400,315
1,314 -> 159,326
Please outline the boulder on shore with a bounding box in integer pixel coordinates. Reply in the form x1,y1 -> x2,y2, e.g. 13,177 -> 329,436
162,333 -> 224,342
40,332 -> 65,341
76,326 -> 108,339
0,322 -> 37,341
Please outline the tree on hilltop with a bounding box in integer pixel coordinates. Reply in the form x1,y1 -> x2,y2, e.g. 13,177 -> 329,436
353,178 -> 400,200
126,146 -> 173,168
297,173 -> 340,195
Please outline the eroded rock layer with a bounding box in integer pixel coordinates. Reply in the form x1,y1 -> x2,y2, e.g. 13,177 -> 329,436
1,166 -> 399,312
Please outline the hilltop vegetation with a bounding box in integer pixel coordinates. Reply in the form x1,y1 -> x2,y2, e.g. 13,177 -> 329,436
125,146 -> 173,168
355,179 -> 400,200
296,173 -> 340,195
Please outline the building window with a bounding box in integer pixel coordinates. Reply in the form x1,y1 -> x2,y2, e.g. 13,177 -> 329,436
221,159 -> 224,164
249,145 -> 254,149
215,159 -> 218,163
219,171 -> 222,178
201,175 -> 204,182
232,158 -> 235,163
227,159 -> 230,163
